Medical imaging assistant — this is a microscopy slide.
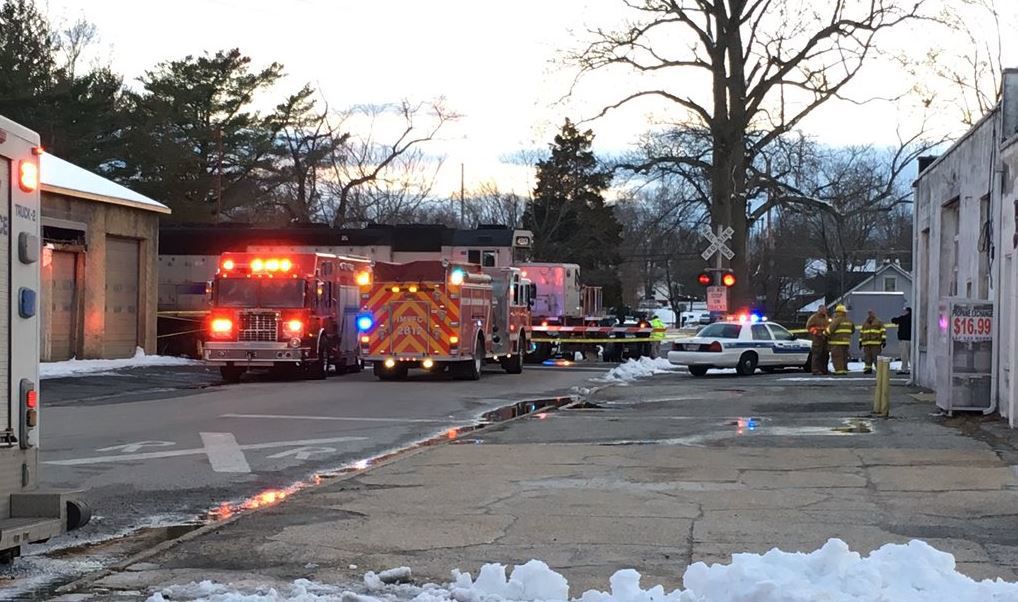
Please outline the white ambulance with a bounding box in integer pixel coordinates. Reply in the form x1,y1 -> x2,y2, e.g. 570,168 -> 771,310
0,116 -> 89,562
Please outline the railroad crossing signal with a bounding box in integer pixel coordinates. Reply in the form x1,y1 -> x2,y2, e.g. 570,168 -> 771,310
700,224 -> 735,262
695,269 -> 737,288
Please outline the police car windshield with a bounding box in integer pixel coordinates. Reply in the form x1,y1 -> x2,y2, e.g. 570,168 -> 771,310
698,323 -> 742,339
216,279 -> 305,308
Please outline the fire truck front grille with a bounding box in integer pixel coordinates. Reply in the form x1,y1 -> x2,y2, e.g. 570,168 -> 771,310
239,312 -> 279,342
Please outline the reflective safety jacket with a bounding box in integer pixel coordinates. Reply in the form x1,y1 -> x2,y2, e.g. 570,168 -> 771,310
650,318 -> 666,341
860,317 -> 886,346
805,311 -> 830,339
825,316 -> 855,346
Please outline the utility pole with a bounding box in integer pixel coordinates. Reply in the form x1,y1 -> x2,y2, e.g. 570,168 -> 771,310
460,162 -> 465,228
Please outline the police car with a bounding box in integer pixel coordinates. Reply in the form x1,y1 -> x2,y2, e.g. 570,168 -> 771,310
667,315 -> 813,376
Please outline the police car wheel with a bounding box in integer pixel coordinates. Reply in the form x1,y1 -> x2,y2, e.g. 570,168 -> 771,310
688,366 -> 709,377
736,352 -> 758,376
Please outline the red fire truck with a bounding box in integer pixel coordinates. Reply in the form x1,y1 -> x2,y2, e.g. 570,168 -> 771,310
204,252 -> 372,382
358,260 -> 532,380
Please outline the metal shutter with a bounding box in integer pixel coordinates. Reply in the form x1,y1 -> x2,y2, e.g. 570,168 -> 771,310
104,237 -> 139,358
46,250 -> 77,360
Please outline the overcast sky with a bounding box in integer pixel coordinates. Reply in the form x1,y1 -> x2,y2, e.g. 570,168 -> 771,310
44,0 -> 1016,197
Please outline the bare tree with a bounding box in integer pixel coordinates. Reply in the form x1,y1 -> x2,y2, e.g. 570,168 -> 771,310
57,17 -> 97,80
913,0 -> 1009,126
326,100 -> 455,227
265,85 -> 346,223
574,0 -> 928,303
343,147 -> 444,225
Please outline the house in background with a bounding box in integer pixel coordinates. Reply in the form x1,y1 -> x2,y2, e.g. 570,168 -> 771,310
797,263 -> 912,323
39,153 -> 170,361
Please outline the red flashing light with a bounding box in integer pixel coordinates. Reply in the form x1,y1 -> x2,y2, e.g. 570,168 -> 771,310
222,259 -> 235,271
697,272 -> 712,286
26,389 -> 38,409
722,272 -> 737,287
211,317 -> 233,335
285,319 -> 304,334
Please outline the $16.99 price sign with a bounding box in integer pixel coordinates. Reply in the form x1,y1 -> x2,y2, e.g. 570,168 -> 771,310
952,315 -> 993,342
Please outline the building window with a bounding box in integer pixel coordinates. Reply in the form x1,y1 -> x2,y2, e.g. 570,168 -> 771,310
884,277 -> 896,292
940,199 -> 960,297
467,249 -> 497,266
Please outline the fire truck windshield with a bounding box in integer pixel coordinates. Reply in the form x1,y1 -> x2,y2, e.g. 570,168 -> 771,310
215,279 -> 306,308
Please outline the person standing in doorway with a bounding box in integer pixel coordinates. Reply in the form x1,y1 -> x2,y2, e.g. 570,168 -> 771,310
891,307 -> 912,374
805,305 -> 830,375
825,305 -> 855,375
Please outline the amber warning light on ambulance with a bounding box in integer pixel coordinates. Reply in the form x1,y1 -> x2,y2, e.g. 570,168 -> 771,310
19,160 -> 38,192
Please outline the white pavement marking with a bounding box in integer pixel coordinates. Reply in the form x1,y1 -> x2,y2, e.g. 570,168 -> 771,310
96,441 -> 175,453
43,436 -> 368,467
200,432 -> 252,473
220,413 -> 450,423
267,446 -> 337,460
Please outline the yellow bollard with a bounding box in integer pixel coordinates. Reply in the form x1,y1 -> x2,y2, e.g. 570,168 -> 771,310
872,357 -> 891,417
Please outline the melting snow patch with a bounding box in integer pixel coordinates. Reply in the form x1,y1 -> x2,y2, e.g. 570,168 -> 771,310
598,357 -> 677,383
41,347 -> 199,378
143,538 -> 1018,601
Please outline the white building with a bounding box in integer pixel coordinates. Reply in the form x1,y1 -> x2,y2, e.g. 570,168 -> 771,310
912,69 -> 1018,422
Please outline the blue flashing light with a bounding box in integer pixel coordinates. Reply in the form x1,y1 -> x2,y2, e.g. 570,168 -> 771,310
750,313 -> 762,323
356,315 -> 374,331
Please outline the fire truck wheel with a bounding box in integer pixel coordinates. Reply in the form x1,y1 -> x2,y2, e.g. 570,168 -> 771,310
502,336 -> 525,374
456,339 -> 484,380
220,366 -> 244,383
309,340 -> 330,380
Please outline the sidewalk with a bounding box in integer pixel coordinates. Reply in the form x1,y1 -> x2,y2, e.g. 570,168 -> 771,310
64,371 -> 1018,599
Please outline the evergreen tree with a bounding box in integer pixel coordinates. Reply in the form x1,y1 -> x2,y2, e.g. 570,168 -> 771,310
116,49 -> 283,222
0,0 -> 55,117
0,0 -> 125,172
525,119 -> 623,304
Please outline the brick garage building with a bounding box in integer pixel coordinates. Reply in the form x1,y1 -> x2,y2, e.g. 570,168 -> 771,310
39,153 -> 169,361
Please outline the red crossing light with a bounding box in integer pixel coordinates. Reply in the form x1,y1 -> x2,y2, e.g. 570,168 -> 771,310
721,272 -> 736,287
697,272 -> 712,286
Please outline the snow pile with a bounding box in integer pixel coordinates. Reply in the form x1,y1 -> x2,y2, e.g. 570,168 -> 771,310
599,357 -> 677,383
41,347 -> 199,378
145,538 -> 1018,601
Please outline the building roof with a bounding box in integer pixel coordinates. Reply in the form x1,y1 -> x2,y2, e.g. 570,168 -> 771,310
830,263 -> 912,305
798,297 -> 826,313
158,224 -> 525,255
41,153 -> 170,214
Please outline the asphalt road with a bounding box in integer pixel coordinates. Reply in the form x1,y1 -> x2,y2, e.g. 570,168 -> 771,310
36,363 -> 607,546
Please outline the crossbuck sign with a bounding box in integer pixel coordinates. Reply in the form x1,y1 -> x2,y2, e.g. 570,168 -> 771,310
700,225 -> 735,262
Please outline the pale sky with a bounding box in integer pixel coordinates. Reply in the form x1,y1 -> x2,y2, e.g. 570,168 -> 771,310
44,0 -> 1016,198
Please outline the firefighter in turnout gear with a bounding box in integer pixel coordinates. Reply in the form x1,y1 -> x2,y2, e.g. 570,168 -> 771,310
860,309 -> 887,375
805,305 -> 830,375
825,305 -> 855,375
